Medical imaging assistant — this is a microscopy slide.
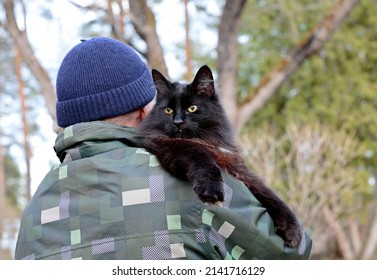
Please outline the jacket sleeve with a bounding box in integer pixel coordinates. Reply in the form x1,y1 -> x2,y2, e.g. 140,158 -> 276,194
202,174 -> 312,260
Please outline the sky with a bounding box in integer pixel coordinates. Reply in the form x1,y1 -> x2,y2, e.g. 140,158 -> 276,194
23,0 -> 219,195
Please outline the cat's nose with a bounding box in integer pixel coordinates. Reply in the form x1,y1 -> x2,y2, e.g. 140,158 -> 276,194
173,120 -> 184,128
173,117 -> 184,128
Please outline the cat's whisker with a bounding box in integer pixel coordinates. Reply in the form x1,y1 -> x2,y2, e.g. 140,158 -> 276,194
193,127 -> 208,139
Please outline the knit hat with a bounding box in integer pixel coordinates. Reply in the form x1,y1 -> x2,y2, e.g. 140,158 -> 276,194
56,37 -> 156,127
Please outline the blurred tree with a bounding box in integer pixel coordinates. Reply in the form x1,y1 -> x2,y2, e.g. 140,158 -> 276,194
0,26 -> 40,204
229,0 -> 360,131
0,30 -> 23,259
238,0 -> 376,258
242,124 -> 372,259
0,131 -> 4,244
241,0 -> 376,143
15,46 -> 31,201
184,0 -> 193,81
71,0 -> 169,77
1,0 -> 359,132
0,31 -> 21,211
217,0 -> 248,126
4,151 -> 22,210
0,0 -> 57,127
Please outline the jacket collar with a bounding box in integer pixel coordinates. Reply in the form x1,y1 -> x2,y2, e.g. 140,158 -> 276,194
54,121 -> 142,162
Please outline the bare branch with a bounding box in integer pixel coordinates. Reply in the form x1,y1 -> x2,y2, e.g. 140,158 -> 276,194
322,206 -> 354,259
69,1 -> 105,12
128,0 -> 169,77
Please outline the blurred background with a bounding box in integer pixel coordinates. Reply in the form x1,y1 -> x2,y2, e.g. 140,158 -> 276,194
0,0 -> 376,259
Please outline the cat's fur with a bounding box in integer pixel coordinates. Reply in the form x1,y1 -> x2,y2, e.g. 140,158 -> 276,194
138,65 -> 302,248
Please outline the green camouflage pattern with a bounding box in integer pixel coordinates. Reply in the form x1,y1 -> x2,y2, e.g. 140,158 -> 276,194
15,121 -> 312,260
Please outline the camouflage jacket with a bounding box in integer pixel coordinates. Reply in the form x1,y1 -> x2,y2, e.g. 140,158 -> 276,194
15,121 -> 312,260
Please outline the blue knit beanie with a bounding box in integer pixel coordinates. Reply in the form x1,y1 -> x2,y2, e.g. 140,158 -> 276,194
56,37 -> 156,127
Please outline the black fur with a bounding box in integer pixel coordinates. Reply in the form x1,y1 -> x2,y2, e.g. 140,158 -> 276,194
138,65 -> 302,248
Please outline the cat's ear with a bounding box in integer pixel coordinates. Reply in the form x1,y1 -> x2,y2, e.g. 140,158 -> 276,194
191,65 -> 215,98
151,69 -> 172,95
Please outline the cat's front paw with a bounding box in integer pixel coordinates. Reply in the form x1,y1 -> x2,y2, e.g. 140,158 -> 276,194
276,219 -> 302,248
193,178 -> 224,204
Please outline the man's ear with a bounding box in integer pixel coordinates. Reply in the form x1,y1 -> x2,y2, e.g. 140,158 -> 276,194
139,100 -> 155,122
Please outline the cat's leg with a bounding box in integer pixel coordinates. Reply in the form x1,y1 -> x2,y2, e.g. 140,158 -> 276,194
245,177 -> 302,248
219,155 -> 302,248
142,137 -> 224,203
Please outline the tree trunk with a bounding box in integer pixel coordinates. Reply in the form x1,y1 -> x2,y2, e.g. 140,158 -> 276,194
129,0 -> 169,78
322,207 -> 354,259
0,130 -> 5,242
360,187 -> 377,259
235,0 -> 360,133
216,0 -> 248,125
184,0 -> 193,81
361,214 -> 377,259
15,46 -> 32,201
2,0 -> 57,129
348,218 -> 362,256
106,0 -> 121,39
115,0 -> 125,38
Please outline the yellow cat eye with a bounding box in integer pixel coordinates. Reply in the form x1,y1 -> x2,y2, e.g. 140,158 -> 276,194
187,105 -> 198,113
164,107 -> 174,115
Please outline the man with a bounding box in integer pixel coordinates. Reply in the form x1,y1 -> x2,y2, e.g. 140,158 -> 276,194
15,37 -> 312,260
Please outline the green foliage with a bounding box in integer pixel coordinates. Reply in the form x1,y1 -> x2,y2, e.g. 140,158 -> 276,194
4,152 -> 22,209
237,1 -> 376,257
239,0 -> 377,176
238,0 -> 336,101
0,24 -> 37,209
0,30 -> 17,97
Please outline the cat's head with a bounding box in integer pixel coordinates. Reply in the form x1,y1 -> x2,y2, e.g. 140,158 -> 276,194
144,65 -> 229,139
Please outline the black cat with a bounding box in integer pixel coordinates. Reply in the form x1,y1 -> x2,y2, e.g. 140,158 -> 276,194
138,65 -> 302,248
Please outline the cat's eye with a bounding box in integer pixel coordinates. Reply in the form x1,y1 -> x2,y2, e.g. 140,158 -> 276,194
164,107 -> 174,115
187,105 -> 198,113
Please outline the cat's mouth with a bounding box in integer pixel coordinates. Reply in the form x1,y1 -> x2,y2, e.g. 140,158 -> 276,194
174,130 -> 183,137
171,128 -> 186,138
